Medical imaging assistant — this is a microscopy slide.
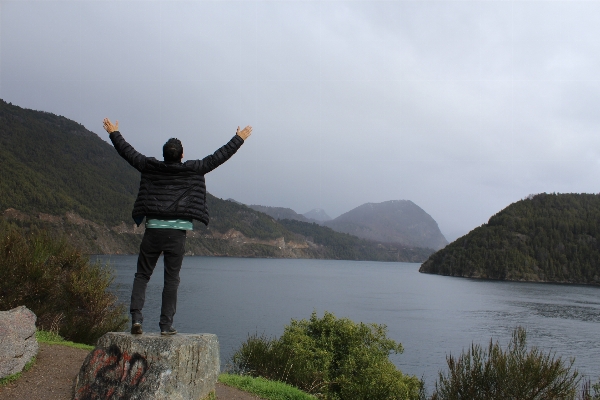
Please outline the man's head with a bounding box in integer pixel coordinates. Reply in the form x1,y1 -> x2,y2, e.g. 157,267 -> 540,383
163,138 -> 183,162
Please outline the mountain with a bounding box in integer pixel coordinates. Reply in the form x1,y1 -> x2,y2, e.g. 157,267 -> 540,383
0,99 -> 139,225
419,193 -> 600,285
303,208 -> 332,222
0,99 -> 433,262
248,205 -> 332,225
247,205 -> 310,222
324,200 -> 448,250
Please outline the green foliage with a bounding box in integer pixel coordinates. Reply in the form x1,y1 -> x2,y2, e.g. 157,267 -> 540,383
431,327 -> 581,400
580,378 -> 600,400
219,373 -> 316,400
0,223 -> 128,344
421,193 -> 600,284
35,329 -> 94,350
230,311 -> 422,400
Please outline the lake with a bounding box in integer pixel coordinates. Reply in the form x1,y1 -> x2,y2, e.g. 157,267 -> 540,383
94,255 -> 600,390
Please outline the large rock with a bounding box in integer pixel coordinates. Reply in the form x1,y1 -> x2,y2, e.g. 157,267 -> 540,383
73,332 -> 219,400
0,306 -> 38,379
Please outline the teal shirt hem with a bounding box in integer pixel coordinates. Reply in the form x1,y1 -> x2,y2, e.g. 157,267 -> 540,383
145,219 -> 193,230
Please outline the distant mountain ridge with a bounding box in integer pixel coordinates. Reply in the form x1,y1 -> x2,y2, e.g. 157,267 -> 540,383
324,200 -> 448,250
247,205 -> 332,224
247,204 -> 311,222
245,200 -> 447,250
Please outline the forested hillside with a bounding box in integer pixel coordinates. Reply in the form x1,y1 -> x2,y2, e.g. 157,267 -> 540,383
420,193 -> 600,284
0,99 -> 433,261
0,99 -> 138,225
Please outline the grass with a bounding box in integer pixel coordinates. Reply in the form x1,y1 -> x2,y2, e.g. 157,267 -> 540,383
35,329 -> 94,351
219,373 -> 317,400
0,357 -> 36,387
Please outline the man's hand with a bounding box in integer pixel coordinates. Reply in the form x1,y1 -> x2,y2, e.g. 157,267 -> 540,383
236,126 -> 252,140
103,118 -> 119,134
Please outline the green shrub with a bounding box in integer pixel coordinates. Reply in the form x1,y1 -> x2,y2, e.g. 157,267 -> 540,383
580,378 -> 600,400
230,311 -> 422,400
0,224 -> 127,344
431,327 -> 581,400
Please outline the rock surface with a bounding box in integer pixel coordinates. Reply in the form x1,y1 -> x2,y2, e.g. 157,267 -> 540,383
73,332 -> 219,400
0,306 -> 38,379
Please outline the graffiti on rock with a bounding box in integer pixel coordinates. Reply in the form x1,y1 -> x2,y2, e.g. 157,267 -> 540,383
74,344 -> 149,399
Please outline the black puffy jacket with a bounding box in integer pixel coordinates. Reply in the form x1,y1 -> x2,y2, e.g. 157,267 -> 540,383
109,131 -> 244,225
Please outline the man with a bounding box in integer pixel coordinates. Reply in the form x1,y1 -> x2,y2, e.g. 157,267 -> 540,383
103,117 -> 252,335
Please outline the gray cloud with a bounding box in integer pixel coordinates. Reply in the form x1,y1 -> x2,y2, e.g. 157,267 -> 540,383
2,1 -> 600,241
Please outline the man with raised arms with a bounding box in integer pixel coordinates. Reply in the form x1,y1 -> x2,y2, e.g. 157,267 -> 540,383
103,117 -> 252,335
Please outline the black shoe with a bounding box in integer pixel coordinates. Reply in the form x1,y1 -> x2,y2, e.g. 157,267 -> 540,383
131,322 -> 143,335
161,326 -> 177,336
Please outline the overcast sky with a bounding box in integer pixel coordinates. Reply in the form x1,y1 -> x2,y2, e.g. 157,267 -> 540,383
2,1 -> 600,241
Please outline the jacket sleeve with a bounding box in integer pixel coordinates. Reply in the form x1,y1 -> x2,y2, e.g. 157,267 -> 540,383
109,131 -> 147,171
196,135 -> 244,174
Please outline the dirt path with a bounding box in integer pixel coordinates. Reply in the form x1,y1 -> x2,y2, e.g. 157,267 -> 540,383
0,343 -> 262,400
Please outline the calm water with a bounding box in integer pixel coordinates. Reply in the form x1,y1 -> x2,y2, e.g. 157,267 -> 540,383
94,255 -> 600,389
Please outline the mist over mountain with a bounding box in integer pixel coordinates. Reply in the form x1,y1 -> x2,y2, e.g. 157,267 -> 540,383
303,208 -> 332,222
247,204 -> 310,222
324,200 -> 448,250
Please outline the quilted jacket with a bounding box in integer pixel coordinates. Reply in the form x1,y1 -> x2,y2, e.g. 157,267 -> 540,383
109,131 -> 244,225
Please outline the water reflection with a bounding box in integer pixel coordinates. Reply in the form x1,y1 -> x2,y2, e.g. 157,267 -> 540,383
511,301 -> 600,323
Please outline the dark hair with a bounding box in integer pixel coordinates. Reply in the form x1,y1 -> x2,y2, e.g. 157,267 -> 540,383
163,138 -> 183,162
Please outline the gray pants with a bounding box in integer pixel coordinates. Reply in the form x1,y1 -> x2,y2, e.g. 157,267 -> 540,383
130,228 -> 186,330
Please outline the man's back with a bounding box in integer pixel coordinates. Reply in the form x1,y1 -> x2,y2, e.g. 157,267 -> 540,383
108,130 -> 244,225
103,117 -> 251,335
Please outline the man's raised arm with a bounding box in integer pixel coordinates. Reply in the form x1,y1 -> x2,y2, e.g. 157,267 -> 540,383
197,125 -> 252,174
236,125 -> 252,140
103,118 -> 119,134
103,117 -> 147,171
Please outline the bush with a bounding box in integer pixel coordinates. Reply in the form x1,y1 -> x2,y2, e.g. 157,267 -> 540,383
431,327 -> 581,400
230,311 -> 422,400
0,224 -> 127,344
580,378 -> 600,400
